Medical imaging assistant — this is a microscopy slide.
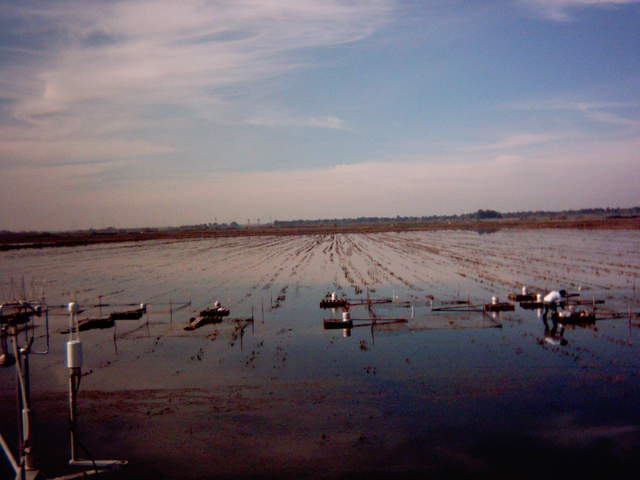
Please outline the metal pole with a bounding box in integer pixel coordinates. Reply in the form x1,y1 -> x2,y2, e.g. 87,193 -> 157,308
68,370 -> 79,463
11,330 -> 37,477
0,432 -> 19,475
22,348 -> 34,473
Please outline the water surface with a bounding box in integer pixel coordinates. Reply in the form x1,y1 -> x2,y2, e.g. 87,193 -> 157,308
1,230 -> 639,478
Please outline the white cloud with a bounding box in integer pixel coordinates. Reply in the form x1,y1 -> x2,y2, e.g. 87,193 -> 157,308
0,0 -> 392,166
306,116 -> 345,130
503,100 -> 640,129
8,0 -> 393,113
464,133 -> 566,152
246,111 -> 346,130
520,0 -> 640,21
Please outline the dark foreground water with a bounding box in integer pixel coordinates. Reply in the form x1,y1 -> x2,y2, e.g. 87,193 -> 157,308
1,230 -> 640,479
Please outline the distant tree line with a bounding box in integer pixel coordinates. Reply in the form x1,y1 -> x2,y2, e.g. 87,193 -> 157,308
2,206 -> 639,235
272,206 -> 640,227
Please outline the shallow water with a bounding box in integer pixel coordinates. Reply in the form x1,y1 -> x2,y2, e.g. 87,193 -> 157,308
1,230 -> 640,478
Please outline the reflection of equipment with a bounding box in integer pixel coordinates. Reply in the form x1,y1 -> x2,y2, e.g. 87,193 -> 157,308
66,301 -> 127,473
542,311 -> 568,346
544,322 -> 567,346
341,311 -> 352,337
323,309 -> 408,331
324,311 -> 353,329
484,296 -> 514,312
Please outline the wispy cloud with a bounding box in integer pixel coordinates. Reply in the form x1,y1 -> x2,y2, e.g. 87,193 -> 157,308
504,99 -> 640,129
464,133 -> 566,152
246,111 -> 346,130
0,0 -> 392,168
519,0 -> 640,21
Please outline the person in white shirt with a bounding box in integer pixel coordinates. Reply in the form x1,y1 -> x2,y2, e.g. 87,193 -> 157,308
543,289 -> 567,319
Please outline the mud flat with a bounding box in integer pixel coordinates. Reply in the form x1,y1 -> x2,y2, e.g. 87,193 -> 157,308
1,229 -> 640,478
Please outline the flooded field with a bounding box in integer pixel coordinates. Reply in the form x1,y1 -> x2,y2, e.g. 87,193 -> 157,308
2,229 -> 640,479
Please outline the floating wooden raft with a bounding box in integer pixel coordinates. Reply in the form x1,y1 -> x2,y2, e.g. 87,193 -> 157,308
79,317 -> 115,331
320,299 -> 348,308
484,302 -> 515,312
508,293 -> 537,302
109,307 -> 146,320
519,301 -> 543,310
557,310 -> 596,324
320,297 -> 393,308
185,315 -> 223,330
200,307 -> 230,317
185,314 -> 251,331
59,317 -> 115,334
347,298 -> 392,306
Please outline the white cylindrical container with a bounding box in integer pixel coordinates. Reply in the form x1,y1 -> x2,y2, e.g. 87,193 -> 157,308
536,293 -> 543,302
342,311 -> 350,322
66,340 -> 83,369
331,292 -> 337,301
491,296 -> 498,305
68,302 -> 78,314
521,286 -> 528,295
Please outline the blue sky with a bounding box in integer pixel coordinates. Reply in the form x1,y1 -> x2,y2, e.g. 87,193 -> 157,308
1,0 -> 639,230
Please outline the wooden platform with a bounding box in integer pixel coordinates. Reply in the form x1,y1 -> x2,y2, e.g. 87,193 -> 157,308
508,293 -> 537,302
200,307 -> 230,317
320,299 -> 348,308
185,315 -> 223,331
109,308 -> 145,320
78,317 -> 115,331
519,301 -> 543,310
556,310 -> 596,324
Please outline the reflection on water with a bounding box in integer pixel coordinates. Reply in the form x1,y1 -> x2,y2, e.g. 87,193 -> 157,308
542,314 -> 568,346
1,230 -> 640,478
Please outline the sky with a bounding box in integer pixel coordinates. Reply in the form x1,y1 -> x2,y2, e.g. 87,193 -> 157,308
0,0 -> 639,230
